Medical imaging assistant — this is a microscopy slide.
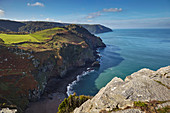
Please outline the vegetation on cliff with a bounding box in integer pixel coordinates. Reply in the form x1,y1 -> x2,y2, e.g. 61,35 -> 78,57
133,100 -> 170,113
58,93 -> 92,113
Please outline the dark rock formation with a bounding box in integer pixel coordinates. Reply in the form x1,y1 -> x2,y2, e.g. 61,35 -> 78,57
91,61 -> 100,67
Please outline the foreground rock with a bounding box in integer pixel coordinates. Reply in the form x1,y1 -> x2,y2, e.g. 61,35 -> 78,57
74,66 -> 170,113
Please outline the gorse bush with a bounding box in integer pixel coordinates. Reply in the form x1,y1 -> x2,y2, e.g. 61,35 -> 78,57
134,101 -> 147,107
58,93 -> 92,113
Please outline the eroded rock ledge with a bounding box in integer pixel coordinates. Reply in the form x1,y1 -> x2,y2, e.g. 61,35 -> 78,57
74,66 -> 170,113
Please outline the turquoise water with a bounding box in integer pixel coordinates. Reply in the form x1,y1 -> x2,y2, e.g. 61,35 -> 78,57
71,29 -> 170,96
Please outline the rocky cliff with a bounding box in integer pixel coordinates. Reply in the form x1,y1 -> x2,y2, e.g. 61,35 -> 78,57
80,24 -> 113,34
74,66 -> 170,113
0,25 -> 105,112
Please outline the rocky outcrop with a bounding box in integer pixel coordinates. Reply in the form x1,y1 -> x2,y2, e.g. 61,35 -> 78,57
74,66 -> 170,113
0,108 -> 17,113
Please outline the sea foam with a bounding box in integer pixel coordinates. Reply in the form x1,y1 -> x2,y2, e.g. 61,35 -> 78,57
66,68 -> 94,96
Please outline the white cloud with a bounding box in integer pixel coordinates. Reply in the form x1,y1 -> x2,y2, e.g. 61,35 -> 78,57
56,20 -> 62,23
45,18 -> 55,21
86,11 -> 101,19
87,20 -> 93,22
85,8 -> 122,19
27,2 -> 44,7
103,8 -> 122,12
0,9 -> 5,16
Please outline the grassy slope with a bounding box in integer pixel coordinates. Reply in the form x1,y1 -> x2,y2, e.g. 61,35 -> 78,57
18,27 -> 83,52
0,34 -> 39,44
30,27 -> 64,42
0,27 -> 65,45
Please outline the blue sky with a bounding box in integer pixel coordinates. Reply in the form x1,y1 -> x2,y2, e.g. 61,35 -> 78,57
0,0 -> 170,28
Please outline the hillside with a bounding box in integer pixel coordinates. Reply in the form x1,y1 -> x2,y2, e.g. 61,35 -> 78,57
0,19 -> 112,34
74,66 -> 170,113
19,21 -> 65,33
80,24 -> 113,34
0,19 -> 25,32
0,24 -> 106,112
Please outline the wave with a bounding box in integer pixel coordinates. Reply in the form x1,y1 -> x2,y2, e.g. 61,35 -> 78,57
66,68 -> 95,96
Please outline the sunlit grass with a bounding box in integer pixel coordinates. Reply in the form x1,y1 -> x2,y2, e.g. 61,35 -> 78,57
30,27 -> 64,41
0,34 -> 39,44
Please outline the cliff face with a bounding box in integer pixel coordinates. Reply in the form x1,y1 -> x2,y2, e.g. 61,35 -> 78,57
80,24 -> 113,34
74,66 -> 170,113
0,25 -> 105,112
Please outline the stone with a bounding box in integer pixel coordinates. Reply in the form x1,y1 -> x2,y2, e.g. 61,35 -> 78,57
112,109 -> 144,113
91,61 -> 100,67
0,108 -> 17,113
74,66 -> 170,113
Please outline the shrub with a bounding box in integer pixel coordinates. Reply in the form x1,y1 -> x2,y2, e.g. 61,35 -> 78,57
58,93 -> 92,113
157,106 -> 170,113
134,101 -> 147,107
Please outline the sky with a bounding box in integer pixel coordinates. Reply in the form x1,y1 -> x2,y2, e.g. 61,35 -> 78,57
0,0 -> 170,28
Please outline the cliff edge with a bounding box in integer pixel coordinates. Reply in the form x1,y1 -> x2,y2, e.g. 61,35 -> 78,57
74,66 -> 170,113
79,24 -> 113,34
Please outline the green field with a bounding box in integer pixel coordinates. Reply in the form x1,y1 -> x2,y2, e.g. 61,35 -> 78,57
0,27 -> 64,44
0,34 -> 39,44
30,27 -> 64,41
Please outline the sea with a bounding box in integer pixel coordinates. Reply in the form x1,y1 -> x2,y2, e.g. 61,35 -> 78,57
67,29 -> 170,96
